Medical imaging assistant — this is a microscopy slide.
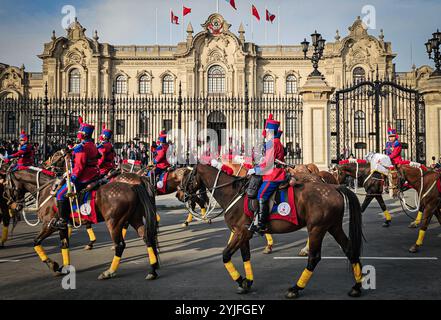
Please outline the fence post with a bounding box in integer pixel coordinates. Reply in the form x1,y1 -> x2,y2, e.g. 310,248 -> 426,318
177,81 -> 184,164
43,82 -> 48,160
109,83 -> 116,133
244,81 -> 249,155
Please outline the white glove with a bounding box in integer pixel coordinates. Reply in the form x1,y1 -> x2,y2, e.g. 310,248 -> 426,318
210,159 -> 219,167
247,168 -> 256,176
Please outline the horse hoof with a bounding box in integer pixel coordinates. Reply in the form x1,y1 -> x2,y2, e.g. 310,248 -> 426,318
46,260 -> 61,274
98,270 -> 116,280
409,245 -> 419,253
285,287 -> 300,299
84,244 -> 93,250
236,286 -> 249,295
111,246 -> 115,251
408,222 -> 418,229
348,286 -> 362,298
0,243 -> 5,249
298,248 -> 309,257
382,221 -> 391,228
263,245 -> 273,254
182,222 -> 189,228
145,272 -> 158,280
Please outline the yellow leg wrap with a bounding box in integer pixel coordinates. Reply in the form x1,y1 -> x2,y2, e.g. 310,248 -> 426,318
110,256 -> 121,272
224,261 -> 241,281
34,245 -> 48,262
8,209 -> 15,218
68,226 -> 73,238
156,213 -> 161,222
147,247 -> 157,265
296,269 -> 313,289
201,208 -> 207,218
1,226 -> 8,244
228,232 -> 234,244
306,238 -> 310,249
186,213 -> 193,223
244,261 -> 254,281
415,212 -> 423,225
352,263 -> 363,283
87,228 -> 96,242
61,248 -> 70,266
122,227 -> 127,239
265,233 -> 274,246
416,230 -> 426,246
384,210 -> 392,222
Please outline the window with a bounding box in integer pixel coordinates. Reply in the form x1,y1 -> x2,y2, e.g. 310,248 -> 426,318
162,75 -> 174,94
208,65 -> 226,94
354,110 -> 366,138
116,120 -> 125,135
396,119 -> 406,135
163,119 -> 172,133
69,69 -> 81,94
115,75 -> 127,94
263,75 -> 274,94
6,112 -> 16,134
353,67 -> 366,84
139,75 -> 151,94
286,75 -> 297,94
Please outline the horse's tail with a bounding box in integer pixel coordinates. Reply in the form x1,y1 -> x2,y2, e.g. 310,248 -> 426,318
336,186 -> 364,261
132,178 -> 158,250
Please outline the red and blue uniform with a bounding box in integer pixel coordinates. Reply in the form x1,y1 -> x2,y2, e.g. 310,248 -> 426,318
150,132 -> 170,177
97,124 -> 115,176
256,122 -> 286,201
6,130 -> 35,169
385,128 -> 403,165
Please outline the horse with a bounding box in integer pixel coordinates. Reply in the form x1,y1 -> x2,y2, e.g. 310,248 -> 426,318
389,164 -> 441,253
334,161 -> 393,227
3,158 -> 160,280
178,164 -> 364,299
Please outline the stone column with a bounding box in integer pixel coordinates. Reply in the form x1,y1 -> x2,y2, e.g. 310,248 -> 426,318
419,75 -> 441,163
298,75 -> 334,169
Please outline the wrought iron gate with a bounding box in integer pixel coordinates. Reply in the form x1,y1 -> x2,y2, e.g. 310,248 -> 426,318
329,77 -> 426,164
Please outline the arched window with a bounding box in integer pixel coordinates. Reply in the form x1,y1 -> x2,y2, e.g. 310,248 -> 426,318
69,69 -> 81,94
263,75 -> 274,94
354,110 -> 366,138
162,74 -> 174,94
286,75 -> 297,94
208,65 -> 226,94
139,75 -> 151,94
115,75 -> 127,94
353,67 -> 366,84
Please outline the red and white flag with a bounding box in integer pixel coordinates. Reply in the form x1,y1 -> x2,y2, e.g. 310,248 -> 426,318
171,10 -> 179,24
183,6 -> 191,16
266,9 -> 276,23
225,0 -> 237,10
252,5 -> 260,21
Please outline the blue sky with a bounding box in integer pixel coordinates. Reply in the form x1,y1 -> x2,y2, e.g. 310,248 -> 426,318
0,0 -> 439,72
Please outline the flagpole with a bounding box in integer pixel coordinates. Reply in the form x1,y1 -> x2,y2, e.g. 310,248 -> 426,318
265,6 -> 267,44
217,0 -> 219,13
170,8 -> 172,45
155,8 -> 158,45
277,6 -> 280,45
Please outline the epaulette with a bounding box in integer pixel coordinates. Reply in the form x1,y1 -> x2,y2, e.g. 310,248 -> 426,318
393,141 -> 401,147
19,144 -> 28,151
156,145 -> 163,151
73,143 -> 84,153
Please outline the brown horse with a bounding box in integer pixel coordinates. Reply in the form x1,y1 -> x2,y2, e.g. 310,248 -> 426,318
389,164 -> 441,253
335,162 -> 393,227
3,165 -> 160,280
178,164 -> 364,299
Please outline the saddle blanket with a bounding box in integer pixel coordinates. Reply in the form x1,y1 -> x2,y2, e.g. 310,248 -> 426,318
53,191 -> 101,224
156,171 -> 168,195
244,187 -> 298,226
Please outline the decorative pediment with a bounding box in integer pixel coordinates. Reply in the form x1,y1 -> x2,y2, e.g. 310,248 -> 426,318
206,47 -> 228,65
67,18 -> 87,41
202,13 -> 231,37
348,16 -> 369,39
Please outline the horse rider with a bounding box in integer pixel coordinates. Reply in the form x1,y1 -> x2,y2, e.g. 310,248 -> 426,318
385,127 -> 403,166
247,115 -> 286,235
97,123 -> 116,176
1,130 -> 35,169
148,130 -> 170,183
53,117 -> 100,230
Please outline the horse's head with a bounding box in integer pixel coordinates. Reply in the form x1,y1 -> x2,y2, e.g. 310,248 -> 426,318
43,149 -> 67,171
388,165 -> 405,199
2,170 -> 26,212
176,165 -> 201,203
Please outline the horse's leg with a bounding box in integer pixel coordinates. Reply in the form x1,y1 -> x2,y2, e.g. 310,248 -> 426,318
328,224 -> 363,297
298,238 -> 310,257
111,221 -> 129,251
409,205 -> 435,253
182,199 -> 195,227
1,212 -> 10,247
59,227 -> 71,269
34,225 -> 62,274
360,195 -> 374,213
263,233 -> 273,254
98,220 -> 126,280
375,195 -> 391,227
286,227 -> 326,299
409,210 -> 423,228
68,224 -> 73,238
222,230 -> 247,294
134,221 -> 160,280
84,222 -> 97,250
239,241 -> 253,294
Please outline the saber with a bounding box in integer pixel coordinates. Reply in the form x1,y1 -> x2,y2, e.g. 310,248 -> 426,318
64,152 -> 82,229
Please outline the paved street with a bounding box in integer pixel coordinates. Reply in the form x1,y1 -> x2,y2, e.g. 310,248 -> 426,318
1,191 -> 440,300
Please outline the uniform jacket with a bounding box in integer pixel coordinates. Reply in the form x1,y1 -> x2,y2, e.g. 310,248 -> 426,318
72,139 -> 100,183
97,141 -> 116,175
255,138 -> 286,181
385,140 -> 403,165
154,143 -> 170,170
8,143 -> 35,166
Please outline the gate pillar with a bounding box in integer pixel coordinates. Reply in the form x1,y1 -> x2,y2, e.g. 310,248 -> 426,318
298,76 -> 334,169
419,75 -> 441,164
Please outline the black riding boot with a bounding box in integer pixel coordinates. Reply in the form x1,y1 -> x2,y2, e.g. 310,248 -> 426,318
52,200 -> 70,230
250,199 -> 270,235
